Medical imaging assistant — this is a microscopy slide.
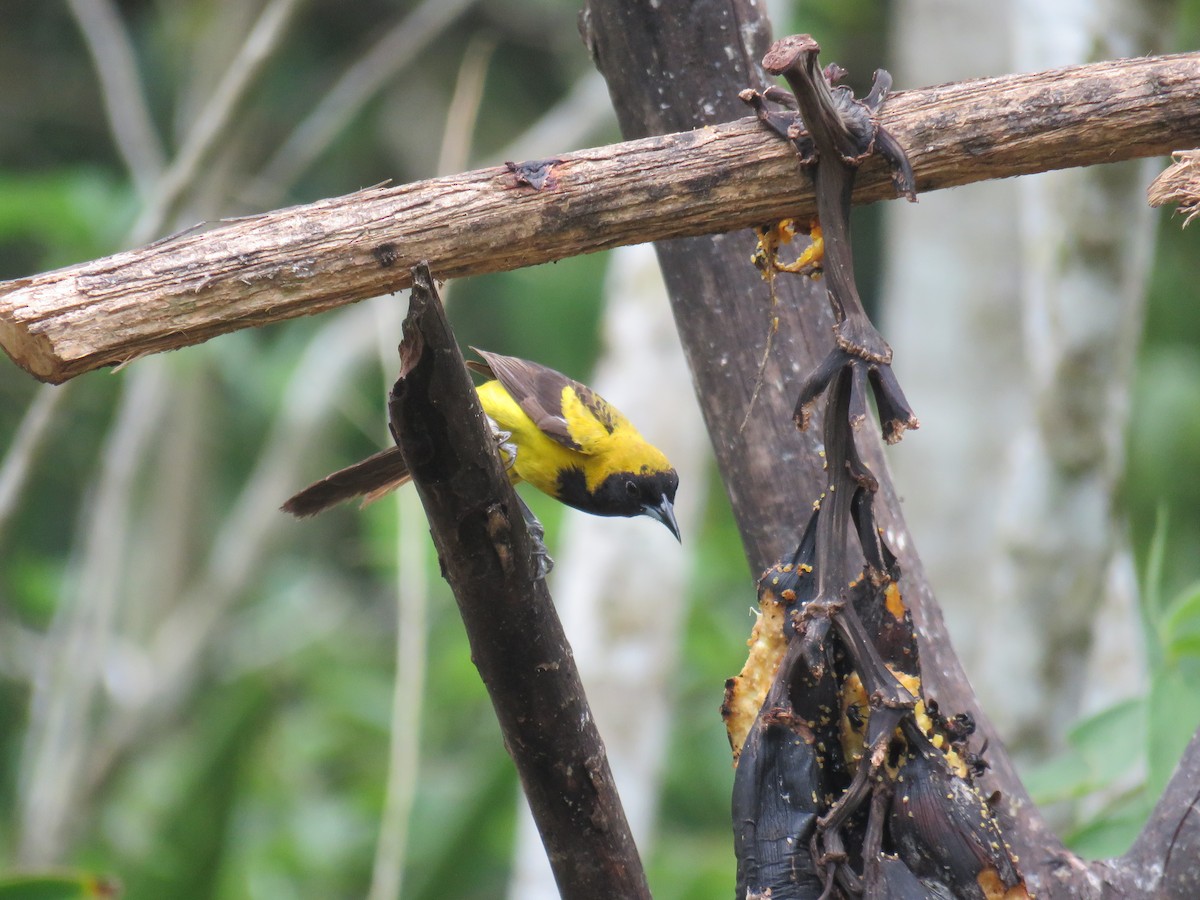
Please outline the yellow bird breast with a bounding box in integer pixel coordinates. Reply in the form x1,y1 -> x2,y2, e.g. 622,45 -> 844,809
476,380 -> 583,497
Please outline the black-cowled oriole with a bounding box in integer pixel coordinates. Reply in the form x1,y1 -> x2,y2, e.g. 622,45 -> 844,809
283,349 -> 681,540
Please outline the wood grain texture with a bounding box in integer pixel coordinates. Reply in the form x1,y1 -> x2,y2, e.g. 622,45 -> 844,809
2,52 -> 1198,383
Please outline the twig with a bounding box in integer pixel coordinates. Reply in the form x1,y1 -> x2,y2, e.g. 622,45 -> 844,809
66,0 -> 166,195
486,71 -> 614,165
391,263 -> 650,899
17,359 -> 170,865
82,303 -> 383,795
435,35 -> 498,177
17,0 -> 317,855
249,0 -> 476,197
3,53 -> 1199,383
0,384 -> 67,541
366,290 -> 427,900
128,0 -> 304,245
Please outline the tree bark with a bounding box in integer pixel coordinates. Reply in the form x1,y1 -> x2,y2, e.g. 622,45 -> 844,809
1,53 -> 1199,383
388,265 -> 649,900
880,0 -> 1031,748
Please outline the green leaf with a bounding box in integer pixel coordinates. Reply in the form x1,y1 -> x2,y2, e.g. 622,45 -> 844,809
1165,634 -> 1200,661
0,170 -> 131,269
1024,750 -> 1099,804
0,874 -> 119,899
1064,810 -> 1147,859
1147,665 -> 1200,797
1026,699 -> 1146,805
1161,581 -> 1200,663
1067,698 -> 1146,789
647,833 -> 737,900
1141,505 -> 1169,663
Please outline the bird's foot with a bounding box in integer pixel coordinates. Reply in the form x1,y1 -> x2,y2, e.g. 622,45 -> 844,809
531,536 -> 554,580
486,417 -> 517,471
516,494 -> 553,579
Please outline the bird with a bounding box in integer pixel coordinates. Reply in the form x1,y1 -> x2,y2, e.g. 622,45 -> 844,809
282,348 -> 681,543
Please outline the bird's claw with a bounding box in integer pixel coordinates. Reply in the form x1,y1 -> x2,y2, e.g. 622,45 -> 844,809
487,417 -> 518,471
515,493 -> 553,580
532,546 -> 555,580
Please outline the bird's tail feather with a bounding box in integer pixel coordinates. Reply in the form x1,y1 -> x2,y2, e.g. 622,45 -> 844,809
282,446 -> 411,517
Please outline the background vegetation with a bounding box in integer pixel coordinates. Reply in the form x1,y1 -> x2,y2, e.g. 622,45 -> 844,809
1,1 -> 1198,897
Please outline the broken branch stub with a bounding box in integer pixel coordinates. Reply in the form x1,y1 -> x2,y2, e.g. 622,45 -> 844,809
1148,148 -> 1200,226
388,264 -> 650,900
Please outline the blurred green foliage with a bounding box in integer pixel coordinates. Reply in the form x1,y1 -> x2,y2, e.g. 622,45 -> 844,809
1,1 -> 1199,897
1025,516 -> 1200,857
0,873 -> 118,899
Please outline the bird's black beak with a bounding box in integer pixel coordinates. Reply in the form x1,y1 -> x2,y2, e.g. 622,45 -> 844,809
642,494 -> 681,542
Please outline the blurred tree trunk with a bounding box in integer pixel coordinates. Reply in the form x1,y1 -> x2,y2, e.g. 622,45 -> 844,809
882,0 -> 1172,759
879,0 -> 1027,743
1002,0 -> 1171,753
507,244 -> 711,899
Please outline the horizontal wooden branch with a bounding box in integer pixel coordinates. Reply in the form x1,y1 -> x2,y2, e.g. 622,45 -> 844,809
2,52 -> 1199,383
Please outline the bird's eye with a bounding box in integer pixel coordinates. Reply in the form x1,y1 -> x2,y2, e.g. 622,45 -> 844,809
625,480 -> 639,497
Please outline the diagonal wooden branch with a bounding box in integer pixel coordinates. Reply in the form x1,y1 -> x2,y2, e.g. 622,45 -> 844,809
1114,727 -> 1200,897
1,52 -> 1199,383
390,264 -> 649,899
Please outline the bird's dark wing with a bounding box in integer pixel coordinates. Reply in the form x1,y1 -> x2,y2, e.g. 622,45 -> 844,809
471,348 -> 626,453
282,445 -> 410,517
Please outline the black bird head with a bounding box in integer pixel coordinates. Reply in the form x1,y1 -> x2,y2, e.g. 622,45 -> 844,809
561,467 -> 681,541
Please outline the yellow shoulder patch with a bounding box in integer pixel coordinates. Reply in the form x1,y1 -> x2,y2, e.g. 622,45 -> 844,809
560,384 -> 631,453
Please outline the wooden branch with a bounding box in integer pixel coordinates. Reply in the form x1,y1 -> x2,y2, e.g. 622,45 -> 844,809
2,52 -> 1199,383
389,264 -> 649,899
1114,726 -> 1200,898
